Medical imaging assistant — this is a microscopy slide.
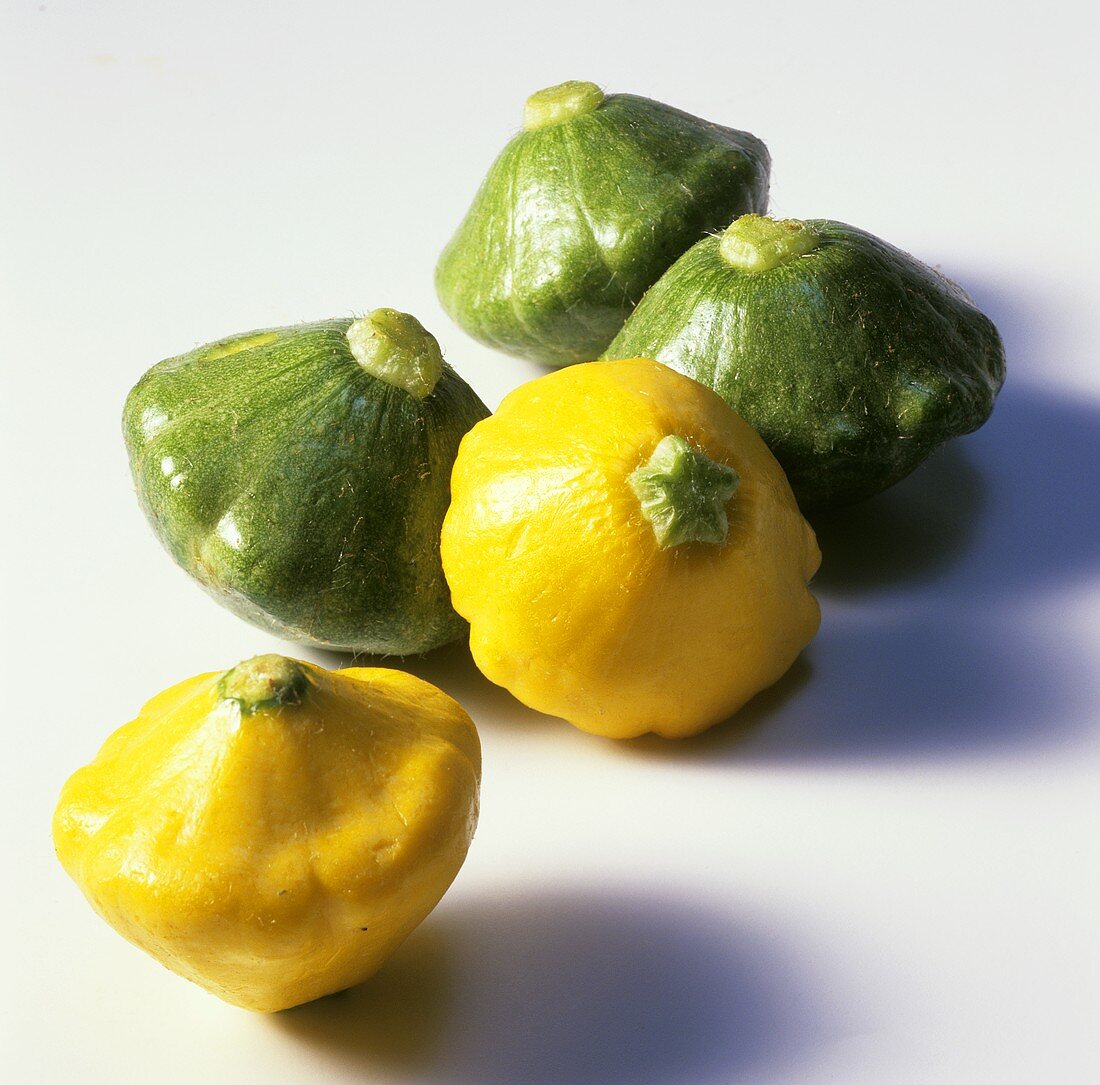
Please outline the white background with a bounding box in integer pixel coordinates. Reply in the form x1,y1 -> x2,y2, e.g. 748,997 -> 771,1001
3,2 -> 1098,1082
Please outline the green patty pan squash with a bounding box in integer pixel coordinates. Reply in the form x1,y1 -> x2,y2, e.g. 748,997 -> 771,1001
123,310 -> 489,654
53,654 -> 481,1012
604,216 -> 1006,509
436,80 -> 770,366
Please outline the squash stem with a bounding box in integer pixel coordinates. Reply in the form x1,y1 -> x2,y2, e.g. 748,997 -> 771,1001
719,215 -> 820,272
523,80 -> 605,130
629,435 -> 740,548
218,655 -> 308,715
346,309 -> 444,399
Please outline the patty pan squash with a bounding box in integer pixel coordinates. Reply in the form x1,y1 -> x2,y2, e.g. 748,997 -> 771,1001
436,80 -> 770,366
440,359 -> 821,739
123,309 -> 489,655
604,215 -> 1006,509
53,654 -> 481,1012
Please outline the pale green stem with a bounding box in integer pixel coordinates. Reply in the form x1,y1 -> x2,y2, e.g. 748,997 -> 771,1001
218,655 -> 308,714
523,80 -> 605,131
346,308 -> 444,399
719,215 -> 821,272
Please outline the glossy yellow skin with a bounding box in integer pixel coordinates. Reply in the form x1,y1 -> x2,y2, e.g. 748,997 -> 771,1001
53,661 -> 481,1012
441,359 -> 821,739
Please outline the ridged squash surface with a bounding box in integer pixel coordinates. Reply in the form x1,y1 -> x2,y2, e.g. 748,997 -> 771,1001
441,359 -> 820,739
604,218 -> 1005,508
123,316 -> 489,653
53,656 -> 481,1012
437,83 -> 770,365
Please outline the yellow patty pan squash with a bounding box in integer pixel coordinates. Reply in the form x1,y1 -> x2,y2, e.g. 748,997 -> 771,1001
52,655 -> 481,1012
441,359 -> 821,739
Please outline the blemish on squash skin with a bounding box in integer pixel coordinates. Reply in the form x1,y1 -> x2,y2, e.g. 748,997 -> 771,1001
202,332 -> 279,362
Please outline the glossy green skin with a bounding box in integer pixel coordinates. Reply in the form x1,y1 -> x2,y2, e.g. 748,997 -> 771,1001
123,320 -> 490,654
604,221 -> 1006,509
436,94 -> 770,366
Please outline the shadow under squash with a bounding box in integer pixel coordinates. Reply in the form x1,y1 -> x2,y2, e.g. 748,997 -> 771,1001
626,603 -> 1087,765
274,924 -> 453,1074
809,443 -> 986,595
274,889 -> 829,1085
811,380 -> 1100,603
810,275 -> 1100,602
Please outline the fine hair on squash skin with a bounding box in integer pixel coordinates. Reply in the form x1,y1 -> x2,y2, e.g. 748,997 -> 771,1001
604,215 -> 1006,510
122,311 -> 490,655
436,80 -> 772,366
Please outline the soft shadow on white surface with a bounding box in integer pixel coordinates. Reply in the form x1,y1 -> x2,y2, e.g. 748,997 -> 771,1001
814,276 -> 1100,601
273,925 -> 453,1074
275,890 -> 827,1085
811,380 -> 1100,604
624,607 -> 1082,764
809,443 -> 986,595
